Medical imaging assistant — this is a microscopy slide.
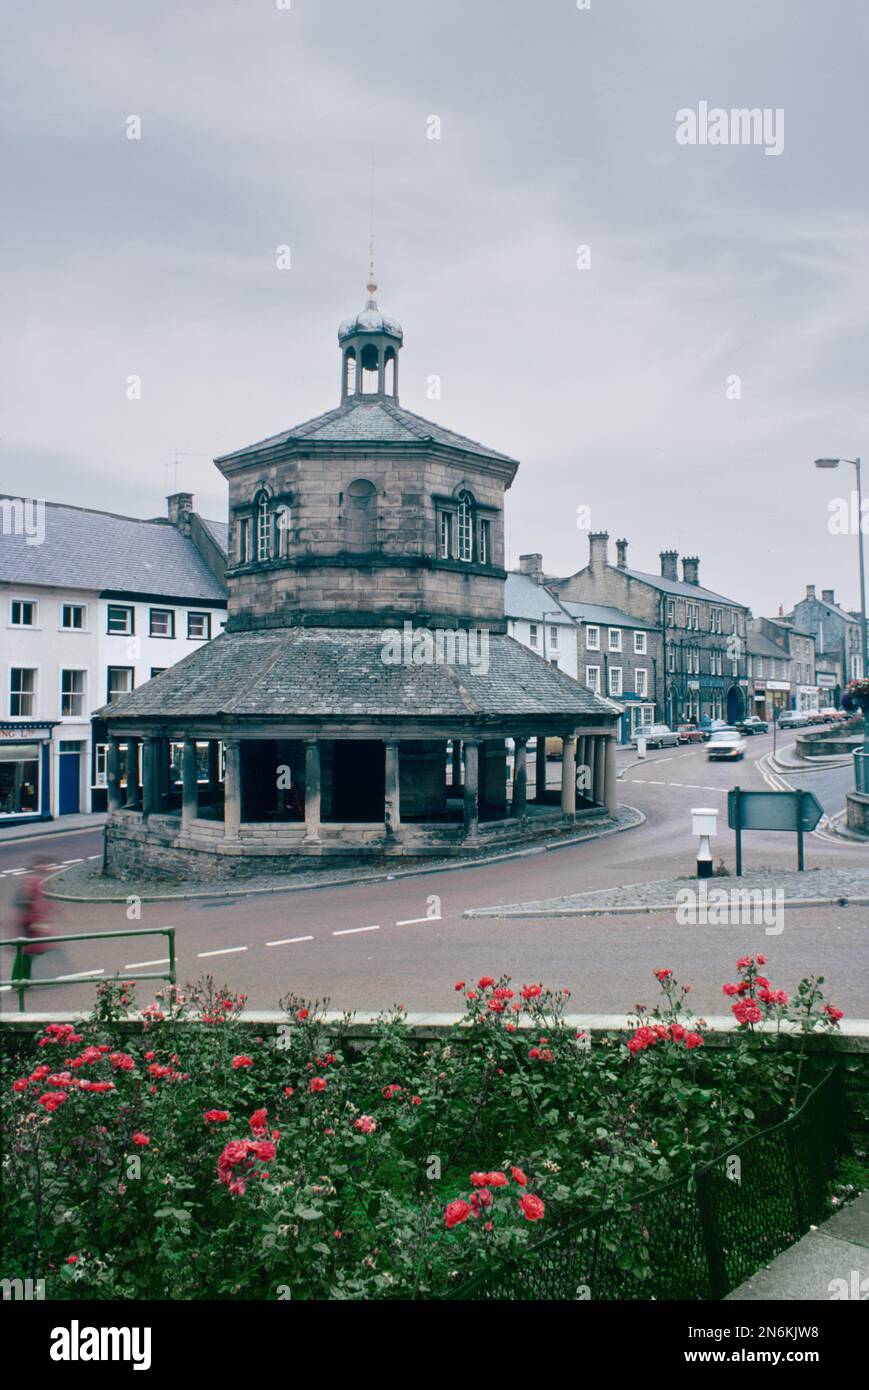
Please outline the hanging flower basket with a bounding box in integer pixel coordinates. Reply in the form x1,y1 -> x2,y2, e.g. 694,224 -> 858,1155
842,678 -> 869,714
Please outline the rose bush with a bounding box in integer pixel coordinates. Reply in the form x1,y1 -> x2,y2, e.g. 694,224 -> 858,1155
0,959 -> 844,1300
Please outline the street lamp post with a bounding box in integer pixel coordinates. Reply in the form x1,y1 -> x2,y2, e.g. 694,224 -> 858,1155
814,457 -> 868,758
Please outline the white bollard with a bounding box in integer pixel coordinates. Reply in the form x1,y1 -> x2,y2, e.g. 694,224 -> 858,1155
692,807 -> 718,879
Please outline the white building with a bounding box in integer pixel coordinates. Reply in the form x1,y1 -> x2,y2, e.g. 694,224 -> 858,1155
505,568 -> 578,679
0,493 -> 227,823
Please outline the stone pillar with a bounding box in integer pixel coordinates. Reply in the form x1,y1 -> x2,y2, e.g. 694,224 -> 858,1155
561,734 -> 577,816
463,741 -> 480,837
303,739 -> 321,843
123,737 -> 140,809
604,734 -> 618,817
384,740 -> 401,839
535,735 -> 548,802
107,737 -> 123,812
181,738 -> 199,828
593,736 -> 607,806
207,740 -> 221,797
223,739 -> 241,839
141,737 -> 158,818
577,737 -> 588,800
586,738 -> 597,803
451,739 -> 462,791
512,736 -> 528,816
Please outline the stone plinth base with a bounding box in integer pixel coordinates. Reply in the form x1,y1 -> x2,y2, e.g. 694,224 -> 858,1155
102,804 -> 609,883
845,791 -> 869,837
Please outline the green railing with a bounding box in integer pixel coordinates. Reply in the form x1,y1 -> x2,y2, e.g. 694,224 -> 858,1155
0,928 -> 176,1012
449,1067 -> 845,1301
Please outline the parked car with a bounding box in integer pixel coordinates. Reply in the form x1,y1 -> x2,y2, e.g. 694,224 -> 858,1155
631,723 -> 681,749
736,716 -> 768,735
819,707 -> 844,722
707,728 -> 747,760
676,724 -> 706,744
777,711 -> 805,729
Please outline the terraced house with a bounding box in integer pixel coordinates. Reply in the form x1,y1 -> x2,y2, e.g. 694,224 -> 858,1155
551,533 -> 750,727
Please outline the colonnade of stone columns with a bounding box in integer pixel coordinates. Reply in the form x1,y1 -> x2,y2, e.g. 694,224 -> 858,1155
106,728 -> 619,843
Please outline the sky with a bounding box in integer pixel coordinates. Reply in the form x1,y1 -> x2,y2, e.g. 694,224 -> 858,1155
3,0 -> 868,618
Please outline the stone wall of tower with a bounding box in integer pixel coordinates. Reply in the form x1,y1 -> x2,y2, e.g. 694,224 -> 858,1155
224,447 -> 511,629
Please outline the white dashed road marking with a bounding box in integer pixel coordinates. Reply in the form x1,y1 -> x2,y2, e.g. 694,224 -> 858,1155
395,916 -> 442,926
197,946 -> 248,958
57,969 -> 105,981
125,958 -> 171,969
266,935 -> 314,947
333,925 -> 380,936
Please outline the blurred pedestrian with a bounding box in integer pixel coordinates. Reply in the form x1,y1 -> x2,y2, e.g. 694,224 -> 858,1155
11,858 -> 59,987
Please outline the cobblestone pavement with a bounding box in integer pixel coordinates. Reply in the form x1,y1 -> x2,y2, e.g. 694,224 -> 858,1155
464,866 -> 869,917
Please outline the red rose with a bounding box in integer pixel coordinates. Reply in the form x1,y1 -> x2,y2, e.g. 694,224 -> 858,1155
519,1193 -> 545,1222
445,1199 -> 472,1229
478,976 -> 495,989
204,1109 -> 230,1124
511,1166 -> 527,1186
486,1171 -> 508,1187
232,1055 -> 253,1070
310,1077 -> 327,1093
454,981 -> 465,991
132,1132 -> 150,1146
249,1108 -> 268,1134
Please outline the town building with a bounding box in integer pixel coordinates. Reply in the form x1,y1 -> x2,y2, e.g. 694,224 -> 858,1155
505,564 -> 578,679
97,278 -> 622,880
785,585 -> 864,705
0,496 -> 227,823
551,533 -> 750,726
560,600 -> 660,740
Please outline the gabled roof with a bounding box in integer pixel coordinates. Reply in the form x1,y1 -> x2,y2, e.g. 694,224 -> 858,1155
748,630 -> 790,661
505,573 -> 575,623
0,499 -> 227,602
215,398 -> 518,466
789,595 -> 859,625
617,566 -> 746,608
560,600 -> 657,631
199,517 -> 229,555
98,628 -> 618,723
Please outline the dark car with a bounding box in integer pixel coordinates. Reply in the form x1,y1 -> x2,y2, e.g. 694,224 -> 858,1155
676,724 -> 706,743
736,716 -> 769,735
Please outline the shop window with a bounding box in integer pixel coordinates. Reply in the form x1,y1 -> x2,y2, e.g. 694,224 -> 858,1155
0,742 -> 39,815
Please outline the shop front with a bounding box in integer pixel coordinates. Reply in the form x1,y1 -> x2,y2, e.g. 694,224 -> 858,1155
0,722 -> 55,824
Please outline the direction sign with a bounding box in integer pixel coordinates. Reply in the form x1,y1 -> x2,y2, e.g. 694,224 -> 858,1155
726,787 -> 824,875
727,789 -> 823,833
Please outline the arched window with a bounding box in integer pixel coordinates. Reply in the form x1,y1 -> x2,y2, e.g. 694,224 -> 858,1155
344,350 -> 357,397
275,504 -> 292,558
345,478 -> 377,550
256,493 -> 271,562
456,490 -> 474,562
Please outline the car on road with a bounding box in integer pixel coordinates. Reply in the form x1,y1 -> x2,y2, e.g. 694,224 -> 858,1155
735,716 -> 768,735
777,711 -> 805,729
706,727 -> 746,760
631,723 -> 681,749
676,724 -> 706,743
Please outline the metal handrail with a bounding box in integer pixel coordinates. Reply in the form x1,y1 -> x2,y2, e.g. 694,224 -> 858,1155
0,927 -> 176,1012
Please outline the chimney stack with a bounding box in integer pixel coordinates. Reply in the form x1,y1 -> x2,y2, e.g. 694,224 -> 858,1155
167,492 -> 194,536
806,584 -> 816,600
682,555 -> 699,586
588,531 -> 610,571
519,553 -> 544,584
659,549 -> 678,581
821,589 -> 835,604
615,538 -> 628,569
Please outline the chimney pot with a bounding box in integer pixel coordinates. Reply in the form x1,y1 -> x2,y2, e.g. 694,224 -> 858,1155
806,584 -> 816,599
821,589 -> 835,604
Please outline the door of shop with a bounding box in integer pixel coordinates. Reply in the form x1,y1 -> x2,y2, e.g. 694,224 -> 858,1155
58,741 -> 82,815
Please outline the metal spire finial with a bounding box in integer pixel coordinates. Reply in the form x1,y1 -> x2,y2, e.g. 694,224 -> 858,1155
366,159 -> 377,298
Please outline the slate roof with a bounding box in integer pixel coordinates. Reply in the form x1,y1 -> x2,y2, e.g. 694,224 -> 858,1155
200,517 -> 229,555
215,398 -> 518,466
99,628 -> 618,723
560,600 -> 657,631
618,566 -> 747,608
505,573 -> 575,623
748,631 -> 791,661
0,500 -> 227,602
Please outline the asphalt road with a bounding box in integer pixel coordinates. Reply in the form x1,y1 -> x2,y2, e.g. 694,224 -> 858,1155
1,732 -> 866,1019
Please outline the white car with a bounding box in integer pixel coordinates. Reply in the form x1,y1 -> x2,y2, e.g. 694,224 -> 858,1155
707,728 -> 746,760
631,723 -> 680,749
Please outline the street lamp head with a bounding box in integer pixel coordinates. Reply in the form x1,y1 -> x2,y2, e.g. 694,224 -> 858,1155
814,458 -> 840,469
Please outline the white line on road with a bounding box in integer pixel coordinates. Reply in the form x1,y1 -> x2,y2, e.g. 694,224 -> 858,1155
125,958 -> 170,969
395,916 -> 442,926
4,868 -> 27,875
266,935 -> 314,947
61,858 -> 84,865
87,855 -> 101,861
333,925 -> 380,936
197,946 -> 248,958
57,969 -> 105,980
